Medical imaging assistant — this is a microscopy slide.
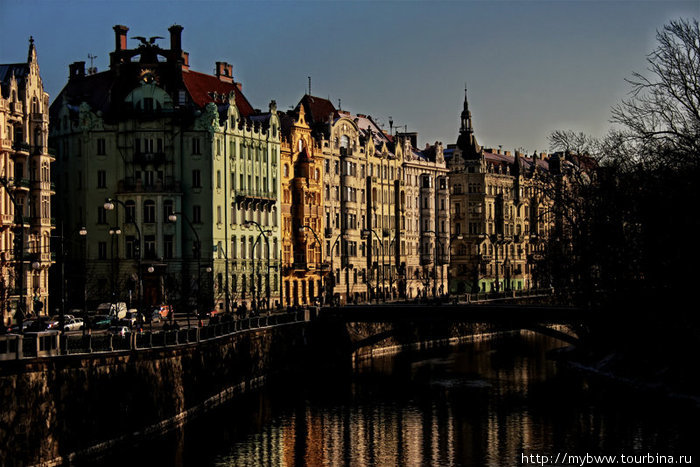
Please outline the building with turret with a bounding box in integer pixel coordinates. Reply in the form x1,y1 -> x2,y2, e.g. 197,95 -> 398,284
1,38 -> 54,324
49,25 -> 280,315
447,90 -> 552,294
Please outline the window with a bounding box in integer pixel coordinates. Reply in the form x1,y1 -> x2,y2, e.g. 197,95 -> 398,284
126,236 -> 137,259
125,200 -> 136,222
216,170 -> 221,189
144,235 -> 156,258
192,170 -> 201,188
192,137 -> 201,155
164,235 -> 173,259
163,200 -> 174,221
143,200 -> 156,223
97,138 -> 106,155
98,242 -> 107,260
217,206 -> 222,224
193,205 -> 201,224
97,170 -> 106,188
97,206 -> 107,224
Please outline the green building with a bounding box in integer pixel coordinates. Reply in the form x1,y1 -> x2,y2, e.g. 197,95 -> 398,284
49,25 -> 281,316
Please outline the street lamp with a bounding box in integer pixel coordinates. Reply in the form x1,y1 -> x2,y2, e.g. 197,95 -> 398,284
243,220 -> 271,311
168,211 -> 201,327
327,232 -> 342,306
361,228 -> 384,303
104,198 -> 142,325
299,225 -> 323,305
108,226 -> 122,306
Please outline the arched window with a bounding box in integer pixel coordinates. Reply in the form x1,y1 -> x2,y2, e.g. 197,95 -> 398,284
340,135 -> 349,149
283,164 -> 289,177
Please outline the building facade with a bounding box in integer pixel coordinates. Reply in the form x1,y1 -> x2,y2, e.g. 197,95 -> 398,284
279,104 -> 324,306
49,25 -> 280,315
1,38 -> 54,324
400,136 -> 450,298
447,91 -> 551,294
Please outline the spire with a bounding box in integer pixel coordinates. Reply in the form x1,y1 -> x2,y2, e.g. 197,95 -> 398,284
456,86 -> 480,159
28,36 -> 37,63
460,85 -> 472,133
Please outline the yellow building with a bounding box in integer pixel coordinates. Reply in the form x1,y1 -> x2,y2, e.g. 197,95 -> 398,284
280,104 -> 324,306
1,38 -> 55,324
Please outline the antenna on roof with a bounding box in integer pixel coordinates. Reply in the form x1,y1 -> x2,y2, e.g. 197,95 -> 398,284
338,98 -> 341,110
87,54 -> 98,75
308,76 -> 311,95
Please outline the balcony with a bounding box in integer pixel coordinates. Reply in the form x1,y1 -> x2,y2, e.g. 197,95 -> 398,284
13,142 -> 30,155
10,101 -> 23,115
235,189 -> 276,209
13,178 -> 31,191
133,152 -> 166,166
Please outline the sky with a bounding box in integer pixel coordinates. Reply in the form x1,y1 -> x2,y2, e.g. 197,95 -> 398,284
1,0 -> 698,153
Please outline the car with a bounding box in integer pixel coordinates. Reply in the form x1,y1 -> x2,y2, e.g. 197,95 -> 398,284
152,304 -> 172,319
89,315 -> 112,330
124,311 -> 139,327
107,326 -> 130,337
63,318 -> 84,332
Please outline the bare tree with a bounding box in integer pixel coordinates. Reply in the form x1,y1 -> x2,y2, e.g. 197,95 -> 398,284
611,18 -> 700,169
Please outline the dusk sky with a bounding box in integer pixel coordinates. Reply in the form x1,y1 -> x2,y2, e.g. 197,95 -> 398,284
1,1 -> 698,153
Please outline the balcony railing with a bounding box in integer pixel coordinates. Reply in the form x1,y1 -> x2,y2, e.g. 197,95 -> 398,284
13,142 -> 30,154
118,177 -> 182,194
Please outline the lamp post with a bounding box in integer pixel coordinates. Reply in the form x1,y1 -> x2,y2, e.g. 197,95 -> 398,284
328,232 -> 342,305
0,177 -> 25,331
448,233 -> 463,296
108,226 -> 122,306
168,211 -> 201,328
212,243 -> 230,316
490,233 -> 501,293
299,225 -> 323,305
104,198 -> 142,325
361,229 -> 384,303
245,220 -> 271,311
422,230 -> 445,298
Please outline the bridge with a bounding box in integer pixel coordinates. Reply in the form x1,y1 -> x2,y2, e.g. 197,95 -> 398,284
317,302 -> 590,348
320,303 -> 588,324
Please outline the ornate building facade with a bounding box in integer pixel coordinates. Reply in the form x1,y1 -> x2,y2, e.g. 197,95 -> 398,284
400,136 -> 450,298
279,105 -> 324,306
50,25 -> 280,315
1,38 -> 54,324
447,90 -> 551,294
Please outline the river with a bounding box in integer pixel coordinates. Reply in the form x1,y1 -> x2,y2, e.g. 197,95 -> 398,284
94,331 -> 699,466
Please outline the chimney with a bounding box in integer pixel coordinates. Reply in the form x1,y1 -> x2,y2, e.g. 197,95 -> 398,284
113,25 -> 129,51
169,24 -> 183,52
181,52 -> 190,70
215,61 -> 233,83
69,61 -> 85,80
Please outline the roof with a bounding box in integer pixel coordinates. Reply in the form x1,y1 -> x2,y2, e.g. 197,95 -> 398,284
483,151 -> 550,171
298,94 -> 337,124
50,71 -> 114,118
0,63 -> 30,97
182,69 -> 254,117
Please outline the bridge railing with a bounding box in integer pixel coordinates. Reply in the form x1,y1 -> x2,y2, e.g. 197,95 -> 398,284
0,310 -> 308,361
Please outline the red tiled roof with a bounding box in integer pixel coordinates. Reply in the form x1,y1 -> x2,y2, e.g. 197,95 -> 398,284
299,94 -> 337,124
182,69 -> 254,117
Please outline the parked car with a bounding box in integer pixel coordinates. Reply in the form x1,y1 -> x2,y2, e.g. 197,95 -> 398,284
89,315 -> 112,330
152,304 -> 172,319
107,326 -> 130,337
97,302 -> 128,320
124,311 -> 139,327
63,318 -> 84,332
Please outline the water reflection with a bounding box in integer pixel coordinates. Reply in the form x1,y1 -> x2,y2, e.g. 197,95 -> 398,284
95,331 -> 700,466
